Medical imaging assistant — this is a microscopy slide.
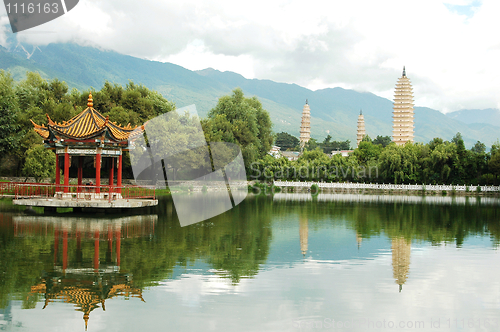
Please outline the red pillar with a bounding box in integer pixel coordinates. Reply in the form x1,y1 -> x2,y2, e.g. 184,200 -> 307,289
95,153 -> 101,193
94,230 -> 100,271
109,158 -> 114,191
77,156 -> 83,192
62,229 -> 68,272
55,154 -> 60,191
64,153 -> 70,193
117,153 -> 122,194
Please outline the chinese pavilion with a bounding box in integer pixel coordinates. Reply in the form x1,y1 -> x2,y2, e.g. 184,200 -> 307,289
30,93 -> 143,197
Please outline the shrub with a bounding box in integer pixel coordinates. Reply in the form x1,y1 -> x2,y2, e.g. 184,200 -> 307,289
311,183 -> 319,195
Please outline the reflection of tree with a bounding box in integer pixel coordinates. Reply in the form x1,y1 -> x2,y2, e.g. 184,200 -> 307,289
391,237 -> 411,292
346,200 -> 497,246
198,197 -> 272,283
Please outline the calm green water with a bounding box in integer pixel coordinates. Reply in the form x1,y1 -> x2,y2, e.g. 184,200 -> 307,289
1,194 -> 500,332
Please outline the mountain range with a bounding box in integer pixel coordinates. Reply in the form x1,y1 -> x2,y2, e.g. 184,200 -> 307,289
1,42 -> 499,148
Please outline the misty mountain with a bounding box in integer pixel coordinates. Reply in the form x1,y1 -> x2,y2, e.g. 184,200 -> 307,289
446,108 -> 500,128
1,42 -> 499,148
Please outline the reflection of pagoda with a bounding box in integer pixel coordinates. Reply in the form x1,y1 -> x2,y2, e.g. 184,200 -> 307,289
356,232 -> 363,249
15,215 -> 156,330
299,215 -> 308,257
391,237 -> 411,292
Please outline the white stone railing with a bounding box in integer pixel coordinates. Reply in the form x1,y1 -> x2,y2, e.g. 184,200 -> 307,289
273,181 -> 500,192
273,193 -> 500,205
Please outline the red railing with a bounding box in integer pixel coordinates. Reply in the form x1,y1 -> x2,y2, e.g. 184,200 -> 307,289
1,182 -> 155,200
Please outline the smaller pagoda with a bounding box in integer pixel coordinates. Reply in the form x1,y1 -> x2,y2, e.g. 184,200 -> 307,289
299,100 -> 311,150
356,110 -> 366,147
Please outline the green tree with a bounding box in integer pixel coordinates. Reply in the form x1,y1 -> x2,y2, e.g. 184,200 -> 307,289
471,141 -> 486,154
489,140 -> 500,184
372,135 -> 392,147
353,141 -> 382,165
0,71 -> 19,157
275,132 -> 299,151
206,88 -> 273,168
22,145 -> 56,182
361,135 -> 372,143
304,138 -> 319,151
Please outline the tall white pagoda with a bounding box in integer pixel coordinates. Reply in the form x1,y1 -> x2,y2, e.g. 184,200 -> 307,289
356,110 -> 366,147
300,100 -> 311,149
392,67 -> 414,145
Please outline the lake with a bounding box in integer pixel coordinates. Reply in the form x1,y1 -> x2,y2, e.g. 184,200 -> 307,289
1,193 -> 500,331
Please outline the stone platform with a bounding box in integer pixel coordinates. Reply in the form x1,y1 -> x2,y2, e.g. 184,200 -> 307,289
13,196 -> 158,209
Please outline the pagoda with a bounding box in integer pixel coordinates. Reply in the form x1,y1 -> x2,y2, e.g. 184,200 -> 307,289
299,100 -> 311,150
30,93 -> 143,197
356,110 -> 366,147
392,67 -> 415,145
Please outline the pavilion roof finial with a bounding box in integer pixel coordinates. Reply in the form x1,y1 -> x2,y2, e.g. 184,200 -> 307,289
87,92 -> 93,108
402,66 -> 406,77
305,99 -> 308,105
360,109 -> 363,115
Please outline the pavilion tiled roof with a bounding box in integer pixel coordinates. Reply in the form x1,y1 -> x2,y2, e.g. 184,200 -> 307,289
31,93 -> 144,142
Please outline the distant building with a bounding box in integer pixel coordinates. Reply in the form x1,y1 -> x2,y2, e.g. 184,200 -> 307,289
281,151 -> 300,161
268,145 -> 282,158
392,67 -> 414,145
356,110 -> 366,147
331,150 -> 353,157
299,100 -> 311,149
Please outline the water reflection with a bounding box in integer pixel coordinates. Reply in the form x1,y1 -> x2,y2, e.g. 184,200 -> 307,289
392,237 -> 411,293
12,214 -> 156,330
1,194 -> 500,331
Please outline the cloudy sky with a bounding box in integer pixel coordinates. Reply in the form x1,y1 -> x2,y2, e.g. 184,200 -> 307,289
1,0 -> 499,113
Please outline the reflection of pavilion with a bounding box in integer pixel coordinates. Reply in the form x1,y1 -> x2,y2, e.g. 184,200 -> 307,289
391,237 -> 411,292
15,215 -> 157,330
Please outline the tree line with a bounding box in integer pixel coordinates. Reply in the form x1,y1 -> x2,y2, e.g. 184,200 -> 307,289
0,70 -> 273,181
1,70 -> 498,186
252,132 -> 500,185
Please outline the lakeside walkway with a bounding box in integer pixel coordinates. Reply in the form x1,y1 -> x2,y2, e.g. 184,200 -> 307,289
273,181 -> 500,193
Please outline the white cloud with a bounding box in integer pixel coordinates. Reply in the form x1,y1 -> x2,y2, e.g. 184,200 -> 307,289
1,0 -> 499,112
